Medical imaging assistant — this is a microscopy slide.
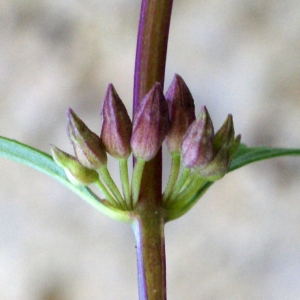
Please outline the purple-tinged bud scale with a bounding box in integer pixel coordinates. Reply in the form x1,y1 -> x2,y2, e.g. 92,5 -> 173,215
67,108 -> 107,169
101,84 -> 132,159
165,74 -> 196,153
131,83 -> 169,161
181,106 -> 214,168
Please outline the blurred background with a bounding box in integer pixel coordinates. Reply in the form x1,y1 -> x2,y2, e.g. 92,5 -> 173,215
1,0 -> 300,299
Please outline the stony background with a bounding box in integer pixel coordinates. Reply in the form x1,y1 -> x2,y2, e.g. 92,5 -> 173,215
1,0 -> 300,299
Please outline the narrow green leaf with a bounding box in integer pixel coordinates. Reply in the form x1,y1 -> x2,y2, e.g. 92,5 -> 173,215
230,143 -> 300,172
0,136 -> 131,222
166,144 -> 300,222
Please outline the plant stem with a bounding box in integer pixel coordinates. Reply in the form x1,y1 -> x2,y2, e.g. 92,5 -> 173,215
131,158 -> 146,208
163,153 -> 181,201
133,0 -> 173,299
169,175 -> 206,209
94,179 -> 119,208
133,0 -> 173,112
166,167 -> 191,204
132,209 -> 166,300
99,166 -> 127,209
119,158 -> 131,207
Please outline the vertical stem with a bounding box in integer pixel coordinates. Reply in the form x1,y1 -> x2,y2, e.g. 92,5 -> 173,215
133,0 -> 173,113
133,0 -> 173,299
132,211 -> 166,300
133,0 -> 173,199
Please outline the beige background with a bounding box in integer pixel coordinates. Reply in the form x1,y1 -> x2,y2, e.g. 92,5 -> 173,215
1,0 -> 300,299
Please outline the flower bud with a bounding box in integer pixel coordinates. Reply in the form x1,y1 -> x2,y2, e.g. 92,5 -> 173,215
213,114 -> 235,152
131,83 -> 169,161
51,145 -> 98,186
195,144 -> 230,181
100,84 -> 132,159
230,134 -> 241,158
181,106 -> 214,168
67,108 -> 107,169
192,113 -> 241,181
165,74 -> 196,153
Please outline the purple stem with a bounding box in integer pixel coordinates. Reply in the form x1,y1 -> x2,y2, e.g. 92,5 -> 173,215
133,0 -> 173,112
132,212 -> 166,300
132,0 -> 173,299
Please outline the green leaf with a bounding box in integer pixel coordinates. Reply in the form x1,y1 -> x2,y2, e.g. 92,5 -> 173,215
166,143 -> 300,222
0,136 -> 131,222
230,143 -> 300,172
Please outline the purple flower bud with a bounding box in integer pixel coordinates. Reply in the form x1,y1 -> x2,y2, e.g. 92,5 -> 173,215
51,145 -> 99,186
181,106 -> 214,168
188,113 -> 241,181
165,74 -> 196,153
100,84 -> 132,159
67,108 -> 107,169
131,83 -> 169,161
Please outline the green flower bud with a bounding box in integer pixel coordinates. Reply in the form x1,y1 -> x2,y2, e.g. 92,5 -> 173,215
51,145 -> 99,186
181,106 -> 214,168
100,84 -> 132,159
213,114 -> 235,152
230,134 -> 241,159
67,108 -> 107,169
165,74 -> 196,153
131,83 -> 169,161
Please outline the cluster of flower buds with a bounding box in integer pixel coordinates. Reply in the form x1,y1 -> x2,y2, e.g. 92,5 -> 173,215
51,74 -> 240,211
